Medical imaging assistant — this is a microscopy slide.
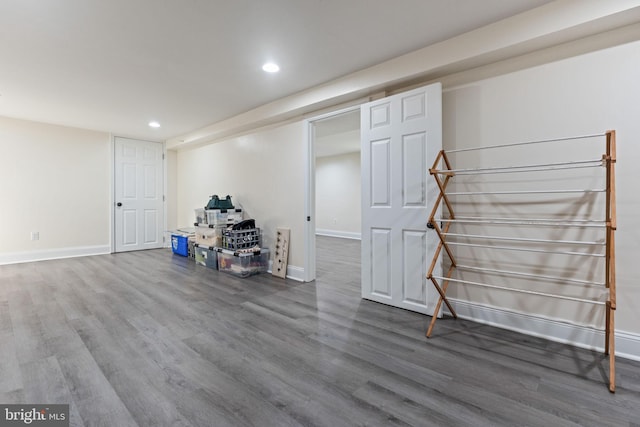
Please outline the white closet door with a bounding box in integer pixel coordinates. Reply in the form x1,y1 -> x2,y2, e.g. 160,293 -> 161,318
114,137 -> 164,252
361,83 -> 442,315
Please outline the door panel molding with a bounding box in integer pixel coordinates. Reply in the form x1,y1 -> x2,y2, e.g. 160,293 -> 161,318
113,137 -> 165,253
361,83 -> 442,316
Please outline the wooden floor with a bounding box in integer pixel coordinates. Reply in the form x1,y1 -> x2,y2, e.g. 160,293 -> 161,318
1,235 -> 639,426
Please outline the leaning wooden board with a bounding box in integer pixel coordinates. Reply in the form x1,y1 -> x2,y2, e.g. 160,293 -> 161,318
272,227 -> 290,279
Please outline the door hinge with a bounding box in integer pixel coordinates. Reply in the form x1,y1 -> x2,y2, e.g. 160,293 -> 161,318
162,153 -> 165,160
163,195 -> 165,202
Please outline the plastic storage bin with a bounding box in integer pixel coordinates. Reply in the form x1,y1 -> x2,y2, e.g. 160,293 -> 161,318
204,208 -> 243,226
206,195 -> 234,210
195,224 -> 226,247
216,248 -> 269,277
187,237 -> 196,260
171,234 -> 189,256
194,208 -> 207,224
222,228 -> 261,250
194,244 -> 218,269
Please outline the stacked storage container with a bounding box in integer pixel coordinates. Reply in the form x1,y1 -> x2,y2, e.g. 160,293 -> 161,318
216,248 -> 269,277
222,227 -> 261,251
194,207 -> 238,271
216,218 -> 267,277
187,237 -> 196,260
195,244 -> 218,268
194,208 -> 243,247
194,223 -> 224,269
191,195 -> 269,277
171,233 -> 189,256
171,231 -> 196,261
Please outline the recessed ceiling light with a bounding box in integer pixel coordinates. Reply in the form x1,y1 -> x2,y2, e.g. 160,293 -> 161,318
262,62 -> 280,73
149,121 -> 160,128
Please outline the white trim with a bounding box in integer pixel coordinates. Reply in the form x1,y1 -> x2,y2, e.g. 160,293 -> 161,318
304,105 -> 362,283
268,261 -> 306,282
0,245 -> 112,266
315,229 -> 361,240
446,298 -> 640,362
303,119 -> 316,282
163,141 -> 168,249
616,331 -> 640,363
284,265 -> 306,282
109,134 -> 115,253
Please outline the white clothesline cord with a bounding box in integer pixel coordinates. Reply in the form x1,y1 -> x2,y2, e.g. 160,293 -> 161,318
445,133 -> 604,154
452,215 -> 604,223
430,275 -> 606,305
431,158 -> 603,176
444,241 -> 605,257
442,232 -> 605,246
455,264 -> 605,287
438,218 -> 606,228
446,189 -> 605,196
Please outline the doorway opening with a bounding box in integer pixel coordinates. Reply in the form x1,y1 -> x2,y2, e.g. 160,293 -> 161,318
304,107 -> 361,282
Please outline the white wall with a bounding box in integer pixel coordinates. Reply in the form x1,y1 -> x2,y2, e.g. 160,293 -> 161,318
175,121 -> 306,274
0,116 -> 111,263
441,39 -> 640,339
166,149 -> 178,234
315,152 -> 361,238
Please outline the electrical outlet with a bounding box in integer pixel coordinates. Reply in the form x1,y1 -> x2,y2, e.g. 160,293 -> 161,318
31,231 -> 39,241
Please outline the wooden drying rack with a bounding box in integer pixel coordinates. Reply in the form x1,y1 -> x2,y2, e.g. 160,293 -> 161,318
425,131 -> 617,392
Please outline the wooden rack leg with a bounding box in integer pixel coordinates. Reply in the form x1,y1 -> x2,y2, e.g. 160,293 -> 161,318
605,130 -> 616,393
429,276 -> 457,317
605,301 -> 611,355
608,301 -> 616,393
426,264 -> 456,338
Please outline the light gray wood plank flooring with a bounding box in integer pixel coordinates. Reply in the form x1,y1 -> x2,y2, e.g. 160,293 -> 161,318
0,235 -> 639,426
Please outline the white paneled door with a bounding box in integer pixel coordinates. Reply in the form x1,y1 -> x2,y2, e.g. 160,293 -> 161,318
360,83 -> 442,316
114,137 -> 164,252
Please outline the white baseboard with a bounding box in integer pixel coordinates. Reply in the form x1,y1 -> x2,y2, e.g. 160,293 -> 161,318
284,265 -> 305,282
0,245 -> 112,266
447,298 -> 640,362
316,229 -> 361,240
267,261 -> 305,282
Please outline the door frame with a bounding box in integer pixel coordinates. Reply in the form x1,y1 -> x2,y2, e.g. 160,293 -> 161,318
303,105 -> 361,282
110,136 -> 168,253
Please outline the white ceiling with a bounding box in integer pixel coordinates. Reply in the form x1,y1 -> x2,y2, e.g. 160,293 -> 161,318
0,0 -> 553,141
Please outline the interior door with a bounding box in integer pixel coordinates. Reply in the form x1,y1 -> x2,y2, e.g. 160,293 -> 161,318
361,83 -> 442,315
114,137 -> 164,252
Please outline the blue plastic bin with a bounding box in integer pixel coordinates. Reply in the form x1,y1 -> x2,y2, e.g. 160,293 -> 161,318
171,234 -> 189,256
